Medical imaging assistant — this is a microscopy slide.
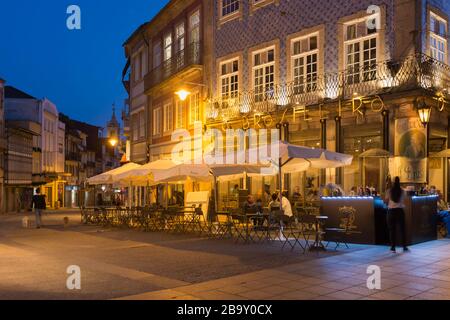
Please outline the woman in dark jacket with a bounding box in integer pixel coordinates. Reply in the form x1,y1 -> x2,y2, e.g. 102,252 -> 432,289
385,177 -> 409,253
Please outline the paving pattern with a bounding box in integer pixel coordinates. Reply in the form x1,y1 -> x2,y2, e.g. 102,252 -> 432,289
1,211 -> 450,300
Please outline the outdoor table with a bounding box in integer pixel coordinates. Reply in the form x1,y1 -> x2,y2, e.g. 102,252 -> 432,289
309,216 -> 328,252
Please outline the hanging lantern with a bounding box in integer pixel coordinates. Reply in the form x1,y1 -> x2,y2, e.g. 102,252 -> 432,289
417,98 -> 432,127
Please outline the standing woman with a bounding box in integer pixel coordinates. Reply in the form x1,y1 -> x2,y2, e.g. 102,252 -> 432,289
385,177 -> 409,253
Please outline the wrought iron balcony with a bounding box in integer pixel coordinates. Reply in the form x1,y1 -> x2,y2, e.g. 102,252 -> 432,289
66,152 -> 82,162
207,54 -> 450,121
145,42 -> 202,91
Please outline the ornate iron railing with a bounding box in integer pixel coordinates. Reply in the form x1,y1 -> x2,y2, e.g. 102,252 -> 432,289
145,42 -> 202,90
207,54 -> 450,121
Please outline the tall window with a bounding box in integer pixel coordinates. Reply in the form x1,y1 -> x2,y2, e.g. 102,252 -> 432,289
189,10 -> 200,44
153,107 -> 162,136
163,100 -> 173,133
175,100 -> 184,129
139,111 -> 145,139
164,33 -> 172,62
221,0 -> 239,17
252,47 -> 275,102
175,23 -> 185,68
153,42 -> 162,69
430,12 -> 448,63
132,114 -> 139,141
189,92 -> 200,125
344,18 -> 378,84
291,34 -> 318,94
220,58 -> 239,99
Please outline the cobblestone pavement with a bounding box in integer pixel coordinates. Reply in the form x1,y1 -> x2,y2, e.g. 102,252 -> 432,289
1,211 -> 450,300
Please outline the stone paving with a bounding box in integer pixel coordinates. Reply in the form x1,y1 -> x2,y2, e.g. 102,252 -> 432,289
1,210 -> 450,300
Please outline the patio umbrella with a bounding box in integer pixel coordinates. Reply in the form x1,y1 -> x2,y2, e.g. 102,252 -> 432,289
86,163 -> 142,185
115,160 -> 176,185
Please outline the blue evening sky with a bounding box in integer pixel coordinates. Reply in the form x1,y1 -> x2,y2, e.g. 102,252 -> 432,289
0,0 -> 169,127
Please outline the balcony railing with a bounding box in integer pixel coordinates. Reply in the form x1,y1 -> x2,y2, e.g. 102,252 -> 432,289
207,54 -> 450,121
66,152 -> 82,162
145,42 -> 202,90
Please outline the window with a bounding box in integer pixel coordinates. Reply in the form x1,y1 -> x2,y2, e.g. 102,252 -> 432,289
153,42 -> 162,69
344,18 -> 378,85
175,23 -> 185,68
220,58 -> 239,99
163,100 -> 173,133
430,12 -> 448,63
189,92 -> 200,125
132,114 -> 138,141
164,34 -> 172,62
175,100 -> 184,129
134,54 -> 141,82
153,107 -> 162,136
291,34 -> 318,94
139,111 -> 145,138
221,0 -> 239,17
252,47 -> 275,102
189,10 -> 200,44
175,23 -> 185,54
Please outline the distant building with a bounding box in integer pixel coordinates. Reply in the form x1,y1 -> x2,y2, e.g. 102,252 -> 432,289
59,114 -> 99,208
4,120 -> 40,212
0,79 -> 6,212
5,86 -> 65,210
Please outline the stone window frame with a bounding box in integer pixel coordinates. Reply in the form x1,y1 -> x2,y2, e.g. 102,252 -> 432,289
248,39 -> 281,103
338,6 -> 387,73
250,0 -> 280,15
216,52 -> 243,101
218,0 -> 242,26
286,25 -> 325,96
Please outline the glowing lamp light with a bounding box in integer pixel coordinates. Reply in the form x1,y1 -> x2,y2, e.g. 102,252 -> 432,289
417,99 -> 432,127
109,138 -> 118,147
175,89 -> 191,101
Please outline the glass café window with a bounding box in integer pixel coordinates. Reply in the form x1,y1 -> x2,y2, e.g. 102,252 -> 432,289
220,58 -> 239,100
222,0 -> 239,17
344,18 -> 378,84
253,47 -> 275,103
291,34 -> 318,94
430,12 -> 448,63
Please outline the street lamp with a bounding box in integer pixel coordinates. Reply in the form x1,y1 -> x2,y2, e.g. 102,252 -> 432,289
109,137 -> 118,147
175,89 -> 191,101
417,98 -> 432,127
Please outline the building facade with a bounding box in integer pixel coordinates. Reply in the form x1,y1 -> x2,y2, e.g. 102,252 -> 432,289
206,0 -> 450,202
125,0 -> 450,205
4,86 -> 66,209
0,79 -> 6,212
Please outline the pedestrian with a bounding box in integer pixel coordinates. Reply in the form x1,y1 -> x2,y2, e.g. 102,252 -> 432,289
385,177 -> 409,253
31,188 -> 46,229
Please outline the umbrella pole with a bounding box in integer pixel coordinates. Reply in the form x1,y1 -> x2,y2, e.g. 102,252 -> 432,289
214,176 -> 218,214
279,157 -> 283,211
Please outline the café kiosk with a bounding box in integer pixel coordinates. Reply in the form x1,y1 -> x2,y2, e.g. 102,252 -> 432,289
321,194 -> 438,246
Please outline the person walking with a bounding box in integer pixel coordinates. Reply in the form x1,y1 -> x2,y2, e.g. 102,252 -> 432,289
31,188 -> 46,229
385,177 -> 409,253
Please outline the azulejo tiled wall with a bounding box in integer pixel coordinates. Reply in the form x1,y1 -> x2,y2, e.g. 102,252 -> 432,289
213,0 -> 395,93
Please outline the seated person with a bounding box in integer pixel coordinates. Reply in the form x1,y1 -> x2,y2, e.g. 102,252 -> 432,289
243,195 -> 261,214
281,192 -> 293,217
268,193 -> 281,211
292,186 -> 302,201
437,193 -> 450,237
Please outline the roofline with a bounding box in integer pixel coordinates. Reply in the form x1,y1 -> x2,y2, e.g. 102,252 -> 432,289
122,0 -> 177,48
